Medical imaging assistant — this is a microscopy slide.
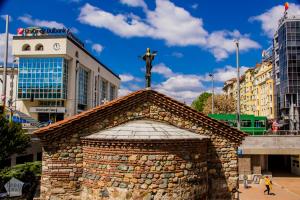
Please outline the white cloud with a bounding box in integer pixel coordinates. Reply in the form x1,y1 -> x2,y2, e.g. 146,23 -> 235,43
120,0 -> 147,9
152,63 -> 174,78
120,74 -> 135,82
19,14 -> 65,28
1,15 -> 13,21
171,52 -> 183,58
0,33 -> 14,64
92,43 -> 104,54
118,87 -> 133,97
78,0 -> 259,61
18,14 -> 78,34
78,4 -> 151,38
119,73 -> 142,83
207,30 -> 261,61
191,3 -> 198,10
250,3 -> 300,38
200,65 -> 249,82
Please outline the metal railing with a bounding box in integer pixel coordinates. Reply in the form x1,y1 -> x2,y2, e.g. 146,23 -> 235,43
263,130 -> 300,135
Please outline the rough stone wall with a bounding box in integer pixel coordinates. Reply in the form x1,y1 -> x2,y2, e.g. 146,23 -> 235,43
40,101 -> 239,200
81,140 -> 208,200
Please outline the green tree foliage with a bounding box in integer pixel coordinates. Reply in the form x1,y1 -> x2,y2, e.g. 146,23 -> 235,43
191,92 -> 212,112
203,94 -> 237,115
0,115 -> 30,167
0,161 -> 41,199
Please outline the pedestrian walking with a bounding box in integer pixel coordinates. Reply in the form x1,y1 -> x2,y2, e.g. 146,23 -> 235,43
263,176 -> 272,195
243,174 -> 248,188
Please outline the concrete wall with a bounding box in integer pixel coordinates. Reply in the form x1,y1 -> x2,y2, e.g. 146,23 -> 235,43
239,136 -> 300,155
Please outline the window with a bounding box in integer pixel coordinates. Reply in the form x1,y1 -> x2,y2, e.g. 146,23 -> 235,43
22,44 -> 31,51
110,84 -> 116,100
101,79 -> 108,103
75,51 -> 79,58
35,44 -> 44,51
78,67 -> 88,106
17,57 -> 68,100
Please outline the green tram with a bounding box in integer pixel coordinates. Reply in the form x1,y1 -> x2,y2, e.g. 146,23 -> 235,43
208,114 -> 267,135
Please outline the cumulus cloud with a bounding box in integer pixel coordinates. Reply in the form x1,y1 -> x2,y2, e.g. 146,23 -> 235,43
206,65 -> 249,82
92,43 -> 104,54
207,30 -> 261,61
120,74 -> 135,82
78,4 -> 151,38
78,0 -> 259,60
250,3 -> 300,38
152,63 -> 174,78
18,14 -> 78,33
0,33 -> 14,64
120,0 -> 147,9
118,87 -> 133,97
119,73 -> 142,83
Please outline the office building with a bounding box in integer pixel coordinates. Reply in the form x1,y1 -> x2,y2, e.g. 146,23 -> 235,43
273,15 -> 300,130
12,27 -> 120,123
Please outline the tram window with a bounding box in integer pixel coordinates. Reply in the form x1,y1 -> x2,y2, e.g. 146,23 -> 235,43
241,120 -> 252,127
255,120 -> 266,127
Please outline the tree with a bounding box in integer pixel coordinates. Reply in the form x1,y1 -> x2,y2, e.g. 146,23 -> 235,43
191,92 -> 212,112
202,94 -> 236,115
0,115 -> 30,168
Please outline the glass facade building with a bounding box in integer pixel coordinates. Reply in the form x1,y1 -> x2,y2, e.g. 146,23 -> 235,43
18,57 -> 68,99
274,18 -> 300,130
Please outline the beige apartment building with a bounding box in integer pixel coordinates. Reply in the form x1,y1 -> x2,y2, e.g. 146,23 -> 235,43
0,27 -> 121,167
11,28 -> 120,124
223,61 -> 275,119
253,61 -> 274,119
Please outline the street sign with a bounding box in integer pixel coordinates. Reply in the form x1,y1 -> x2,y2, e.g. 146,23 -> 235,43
4,177 -> 24,197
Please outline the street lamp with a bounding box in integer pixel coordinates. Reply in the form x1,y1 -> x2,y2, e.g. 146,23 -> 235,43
234,39 -> 241,130
209,73 -> 214,114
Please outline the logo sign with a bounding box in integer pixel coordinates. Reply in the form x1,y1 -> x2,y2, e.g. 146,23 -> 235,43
17,27 -> 70,36
29,107 -> 66,113
4,177 -> 24,197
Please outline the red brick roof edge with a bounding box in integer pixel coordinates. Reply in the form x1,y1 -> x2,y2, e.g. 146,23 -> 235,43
33,89 -> 247,142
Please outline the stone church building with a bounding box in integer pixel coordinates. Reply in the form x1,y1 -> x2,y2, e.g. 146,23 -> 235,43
34,89 -> 246,200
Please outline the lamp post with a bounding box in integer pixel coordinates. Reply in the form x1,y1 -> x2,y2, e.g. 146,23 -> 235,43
209,73 -> 214,114
235,40 -> 241,130
1,15 -> 9,109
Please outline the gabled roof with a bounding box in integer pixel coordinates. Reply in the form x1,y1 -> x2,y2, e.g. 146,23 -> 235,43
34,89 -> 247,143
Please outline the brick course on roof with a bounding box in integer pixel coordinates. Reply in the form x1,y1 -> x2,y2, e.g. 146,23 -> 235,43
34,89 -> 247,143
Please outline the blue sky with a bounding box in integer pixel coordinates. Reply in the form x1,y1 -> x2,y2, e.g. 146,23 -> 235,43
0,0 -> 300,103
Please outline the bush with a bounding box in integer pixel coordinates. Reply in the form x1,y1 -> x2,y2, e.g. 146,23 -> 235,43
0,161 -> 41,199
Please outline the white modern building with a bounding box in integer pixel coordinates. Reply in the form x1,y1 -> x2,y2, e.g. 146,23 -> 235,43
10,27 -> 120,123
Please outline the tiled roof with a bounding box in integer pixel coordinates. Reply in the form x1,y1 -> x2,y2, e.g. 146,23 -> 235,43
83,120 -> 209,141
34,89 -> 247,142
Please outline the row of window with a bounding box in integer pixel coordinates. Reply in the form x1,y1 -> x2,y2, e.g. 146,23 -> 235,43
22,43 -> 44,51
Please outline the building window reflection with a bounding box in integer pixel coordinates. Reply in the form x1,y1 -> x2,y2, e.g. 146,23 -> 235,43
78,67 -> 88,108
18,57 -> 68,99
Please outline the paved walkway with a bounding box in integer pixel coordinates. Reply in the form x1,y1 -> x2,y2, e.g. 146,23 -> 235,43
239,177 -> 300,200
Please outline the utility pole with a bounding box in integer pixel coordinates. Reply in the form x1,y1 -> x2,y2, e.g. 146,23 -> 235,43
235,40 -> 241,130
1,15 -> 9,110
209,73 -> 214,114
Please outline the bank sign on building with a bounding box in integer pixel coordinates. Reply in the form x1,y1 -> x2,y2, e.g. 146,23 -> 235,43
12,27 -> 120,123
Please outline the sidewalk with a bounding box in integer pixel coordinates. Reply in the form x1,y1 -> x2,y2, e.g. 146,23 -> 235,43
239,178 -> 300,200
